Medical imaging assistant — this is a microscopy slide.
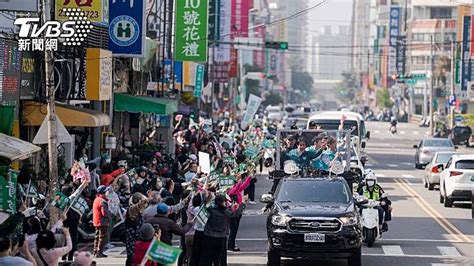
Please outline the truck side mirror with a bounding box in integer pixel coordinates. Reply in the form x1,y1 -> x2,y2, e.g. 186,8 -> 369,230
366,131 -> 371,139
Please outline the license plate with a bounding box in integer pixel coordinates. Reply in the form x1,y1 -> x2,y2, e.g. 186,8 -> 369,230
304,233 -> 325,243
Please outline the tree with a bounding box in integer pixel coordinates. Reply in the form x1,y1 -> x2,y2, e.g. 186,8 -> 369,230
376,87 -> 393,108
262,92 -> 283,106
336,72 -> 358,104
434,55 -> 450,86
291,71 -> 314,96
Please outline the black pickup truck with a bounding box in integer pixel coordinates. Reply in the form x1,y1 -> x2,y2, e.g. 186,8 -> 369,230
261,177 -> 362,266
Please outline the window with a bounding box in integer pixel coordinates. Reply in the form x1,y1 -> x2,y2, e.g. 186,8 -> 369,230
277,180 -> 351,204
430,8 -> 452,19
455,160 -> 474,169
445,158 -> 452,168
436,153 -> 455,164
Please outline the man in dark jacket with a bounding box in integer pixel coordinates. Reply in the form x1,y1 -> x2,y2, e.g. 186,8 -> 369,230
144,203 -> 192,245
199,195 -> 231,266
92,185 -> 110,258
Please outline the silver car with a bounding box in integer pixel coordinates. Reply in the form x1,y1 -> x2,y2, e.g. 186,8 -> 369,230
423,151 -> 456,190
414,138 -> 456,169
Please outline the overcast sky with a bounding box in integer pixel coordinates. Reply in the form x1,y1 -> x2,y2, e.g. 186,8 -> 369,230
306,0 -> 353,35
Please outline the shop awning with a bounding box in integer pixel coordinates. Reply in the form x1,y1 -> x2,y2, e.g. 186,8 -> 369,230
0,133 -> 41,162
114,93 -> 177,115
22,102 -> 110,127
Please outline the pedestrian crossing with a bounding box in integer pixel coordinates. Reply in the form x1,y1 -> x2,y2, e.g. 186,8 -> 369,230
373,130 -> 426,136
82,242 -> 468,260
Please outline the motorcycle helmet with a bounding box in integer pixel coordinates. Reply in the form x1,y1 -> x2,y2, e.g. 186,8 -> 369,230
365,172 -> 377,188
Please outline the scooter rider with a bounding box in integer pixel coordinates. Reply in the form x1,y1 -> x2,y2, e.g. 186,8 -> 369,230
390,117 -> 397,133
357,173 -> 392,232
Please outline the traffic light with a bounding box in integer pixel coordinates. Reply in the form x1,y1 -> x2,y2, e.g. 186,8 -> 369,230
265,41 -> 288,50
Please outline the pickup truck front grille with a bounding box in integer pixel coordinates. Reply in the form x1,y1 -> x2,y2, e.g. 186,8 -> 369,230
289,218 -> 342,232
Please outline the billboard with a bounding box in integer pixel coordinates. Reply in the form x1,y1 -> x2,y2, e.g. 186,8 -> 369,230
55,0 -> 108,25
108,0 -> 146,57
231,0 -> 250,38
388,6 -> 400,76
461,15 -> 472,92
214,0 -> 231,62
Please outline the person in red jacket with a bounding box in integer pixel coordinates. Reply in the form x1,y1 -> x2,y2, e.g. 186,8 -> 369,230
93,185 -> 110,258
227,172 -> 252,251
133,223 -> 161,266
101,163 -> 125,186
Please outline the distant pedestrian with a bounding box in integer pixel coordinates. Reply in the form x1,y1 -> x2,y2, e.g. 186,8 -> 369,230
32,228 -> 72,266
92,185 -> 110,258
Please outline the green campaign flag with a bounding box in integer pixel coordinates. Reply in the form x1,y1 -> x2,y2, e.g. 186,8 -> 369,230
175,0 -> 209,62
195,204 -> 210,225
218,175 -> 235,189
54,192 -> 70,210
262,139 -> 276,149
0,170 -> 18,214
223,156 -> 235,165
243,146 -> 259,159
69,195 -> 90,217
146,239 -> 183,265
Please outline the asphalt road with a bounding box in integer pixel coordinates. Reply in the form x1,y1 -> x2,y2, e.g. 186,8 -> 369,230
83,122 -> 474,265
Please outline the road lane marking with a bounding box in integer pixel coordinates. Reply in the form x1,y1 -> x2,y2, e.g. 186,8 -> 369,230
395,179 -> 472,243
400,131 -> 406,134
375,130 -> 381,134
402,174 -> 417,179
437,246 -> 462,256
401,162 -> 412,166
376,174 -> 386,178
413,131 -> 419,135
387,164 -> 398,167
382,245 -> 404,255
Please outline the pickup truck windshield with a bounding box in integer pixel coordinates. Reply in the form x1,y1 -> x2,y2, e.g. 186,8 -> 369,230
277,180 -> 351,204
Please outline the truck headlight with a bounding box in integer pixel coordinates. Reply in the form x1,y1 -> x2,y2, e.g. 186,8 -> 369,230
271,215 -> 291,227
340,215 -> 359,226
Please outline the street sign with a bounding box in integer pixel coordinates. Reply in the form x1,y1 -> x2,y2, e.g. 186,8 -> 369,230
449,94 -> 456,106
194,64 -> 204,97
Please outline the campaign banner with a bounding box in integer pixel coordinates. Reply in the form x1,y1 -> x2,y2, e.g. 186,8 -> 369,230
108,0 -> 145,57
198,152 -> 211,174
214,0 -> 231,62
388,6 -> 400,76
396,36 -> 406,74
461,15 -> 472,92
0,170 -> 18,214
231,0 -> 250,38
241,94 -> 262,129
175,0 -> 209,62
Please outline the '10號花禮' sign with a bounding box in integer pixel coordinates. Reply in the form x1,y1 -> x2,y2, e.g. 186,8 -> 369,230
175,0 -> 209,62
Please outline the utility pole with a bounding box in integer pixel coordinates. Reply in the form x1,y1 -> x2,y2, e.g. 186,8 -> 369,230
429,35 -> 435,136
366,49 -> 370,108
42,0 -> 59,226
451,41 -> 456,129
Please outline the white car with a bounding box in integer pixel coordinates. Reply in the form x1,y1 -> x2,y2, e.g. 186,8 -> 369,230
439,154 -> 474,207
423,151 -> 456,191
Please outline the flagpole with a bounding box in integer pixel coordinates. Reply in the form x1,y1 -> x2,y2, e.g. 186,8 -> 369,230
140,238 -> 156,266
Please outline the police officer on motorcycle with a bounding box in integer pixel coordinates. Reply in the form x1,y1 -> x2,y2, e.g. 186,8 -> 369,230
358,173 -> 392,232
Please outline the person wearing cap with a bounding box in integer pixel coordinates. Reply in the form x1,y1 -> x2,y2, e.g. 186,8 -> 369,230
133,223 -> 161,266
92,185 -> 110,258
144,203 -> 192,246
